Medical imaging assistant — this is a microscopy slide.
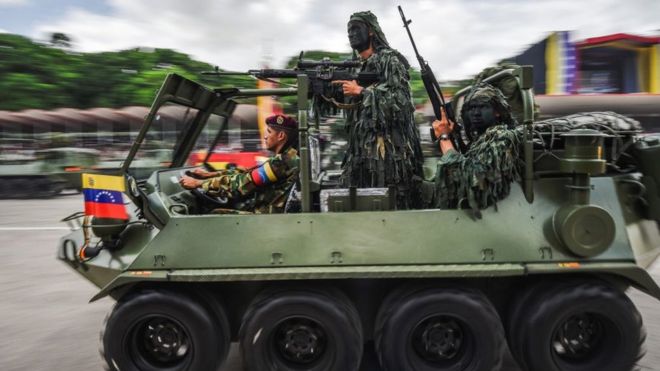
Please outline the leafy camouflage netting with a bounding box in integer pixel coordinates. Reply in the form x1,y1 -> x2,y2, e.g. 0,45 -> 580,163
472,64 -> 540,123
428,111 -> 643,216
340,12 -> 424,209
430,125 -> 521,217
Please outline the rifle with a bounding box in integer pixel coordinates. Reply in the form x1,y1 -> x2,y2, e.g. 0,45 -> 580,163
398,5 -> 465,151
203,53 -> 379,115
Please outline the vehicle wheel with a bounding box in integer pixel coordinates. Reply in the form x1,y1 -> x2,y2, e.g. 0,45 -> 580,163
7,179 -> 25,198
518,281 -> 646,371
239,288 -> 363,371
375,288 -> 506,371
505,280 -> 570,370
29,178 -> 48,198
101,290 -> 230,371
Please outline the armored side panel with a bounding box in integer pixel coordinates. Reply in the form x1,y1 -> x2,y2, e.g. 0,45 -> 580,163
634,135 -> 660,222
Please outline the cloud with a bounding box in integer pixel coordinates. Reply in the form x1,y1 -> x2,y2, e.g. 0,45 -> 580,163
32,0 -> 660,79
0,0 -> 28,6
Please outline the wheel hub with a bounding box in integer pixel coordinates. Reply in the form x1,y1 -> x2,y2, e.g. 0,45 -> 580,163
140,318 -> 190,363
553,313 -> 603,359
412,316 -> 464,362
275,318 -> 327,364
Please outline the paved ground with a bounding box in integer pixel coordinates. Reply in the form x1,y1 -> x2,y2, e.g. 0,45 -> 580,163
0,194 -> 658,371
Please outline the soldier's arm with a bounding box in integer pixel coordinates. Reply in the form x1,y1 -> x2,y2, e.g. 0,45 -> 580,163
201,153 -> 294,198
189,168 -> 223,179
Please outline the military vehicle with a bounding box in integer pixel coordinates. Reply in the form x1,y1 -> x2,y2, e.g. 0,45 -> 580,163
57,67 -> 660,371
0,146 -> 100,198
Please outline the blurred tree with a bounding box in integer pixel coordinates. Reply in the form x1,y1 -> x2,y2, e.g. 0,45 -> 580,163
50,32 -> 72,48
0,34 -> 257,111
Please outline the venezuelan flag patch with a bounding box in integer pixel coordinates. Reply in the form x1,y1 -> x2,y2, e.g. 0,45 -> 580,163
81,174 -> 128,220
250,162 -> 278,187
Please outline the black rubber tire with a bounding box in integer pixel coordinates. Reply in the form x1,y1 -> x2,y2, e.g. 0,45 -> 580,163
239,288 -> 363,371
101,290 -> 230,371
518,281 -> 646,371
375,287 -> 506,371
505,280 -> 572,370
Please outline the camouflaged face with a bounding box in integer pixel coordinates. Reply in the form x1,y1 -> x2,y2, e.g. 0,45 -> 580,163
349,11 -> 390,50
461,83 -> 516,140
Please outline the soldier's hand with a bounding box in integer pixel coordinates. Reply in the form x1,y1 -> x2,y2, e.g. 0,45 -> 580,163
332,80 -> 363,96
189,168 -> 216,179
432,108 -> 455,138
179,175 -> 204,190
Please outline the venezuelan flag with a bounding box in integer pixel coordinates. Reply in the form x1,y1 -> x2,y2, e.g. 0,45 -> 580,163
250,162 -> 278,187
81,173 -> 128,220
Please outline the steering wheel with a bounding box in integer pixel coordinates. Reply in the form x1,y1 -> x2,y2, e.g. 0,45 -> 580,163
190,188 -> 231,211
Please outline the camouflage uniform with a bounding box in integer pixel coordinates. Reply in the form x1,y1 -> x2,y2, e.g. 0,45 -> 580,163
202,147 -> 299,214
431,84 -> 522,215
341,11 -> 424,209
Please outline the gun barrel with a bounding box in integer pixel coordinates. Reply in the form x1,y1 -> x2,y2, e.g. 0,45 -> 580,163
201,71 -> 249,76
297,59 -> 362,69
398,5 -> 420,56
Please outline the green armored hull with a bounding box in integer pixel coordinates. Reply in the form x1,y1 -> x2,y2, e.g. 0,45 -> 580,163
57,70 -> 660,371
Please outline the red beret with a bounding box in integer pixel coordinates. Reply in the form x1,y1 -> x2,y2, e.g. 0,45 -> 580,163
265,114 -> 298,131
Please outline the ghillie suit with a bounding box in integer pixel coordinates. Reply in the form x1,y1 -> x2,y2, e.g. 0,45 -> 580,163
471,63 -> 540,124
340,11 -> 424,209
431,84 -> 522,217
430,102 -> 644,217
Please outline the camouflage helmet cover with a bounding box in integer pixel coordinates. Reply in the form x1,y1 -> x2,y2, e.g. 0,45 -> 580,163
349,11 -> 390,50
461,83 -> 516,130
347,11 -> 410,69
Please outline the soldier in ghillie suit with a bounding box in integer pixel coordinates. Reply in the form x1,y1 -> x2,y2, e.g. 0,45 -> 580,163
333,11 -> 424,209
430,83 -> 521,216
179,114 -> 299,214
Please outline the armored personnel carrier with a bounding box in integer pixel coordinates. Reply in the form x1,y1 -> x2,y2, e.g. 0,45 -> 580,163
0,146 -> 100,198
58,68 -> 660,371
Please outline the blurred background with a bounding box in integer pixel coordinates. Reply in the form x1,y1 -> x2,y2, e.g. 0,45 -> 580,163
0,0 -> 659,370
1,0 -> 660,192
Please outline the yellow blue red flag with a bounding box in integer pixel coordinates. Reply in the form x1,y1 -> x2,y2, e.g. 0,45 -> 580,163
81,173 -> 128,220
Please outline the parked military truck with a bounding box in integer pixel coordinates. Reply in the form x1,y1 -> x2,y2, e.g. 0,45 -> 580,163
57,68 -> 660,371
0,146 -> 100,198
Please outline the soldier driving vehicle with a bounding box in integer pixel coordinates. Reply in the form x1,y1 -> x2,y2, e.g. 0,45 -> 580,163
179,114 -> 299,214
57,10 -> 659,371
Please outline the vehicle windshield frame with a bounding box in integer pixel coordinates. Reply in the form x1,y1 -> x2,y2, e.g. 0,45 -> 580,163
122,74 -> 298,174
121,74 -> 229,173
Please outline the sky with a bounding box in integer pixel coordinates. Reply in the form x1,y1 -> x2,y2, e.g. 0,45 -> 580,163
1,0 -> 659,80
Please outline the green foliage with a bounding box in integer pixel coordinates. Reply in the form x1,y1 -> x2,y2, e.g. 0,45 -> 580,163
0,34 -> 257,111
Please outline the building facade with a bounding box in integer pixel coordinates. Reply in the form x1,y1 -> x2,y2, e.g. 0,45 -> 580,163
513,32 -> 660,95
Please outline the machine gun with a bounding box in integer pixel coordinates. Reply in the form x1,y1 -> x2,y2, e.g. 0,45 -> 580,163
203,53 -> 380,116
398,6 -> 466,151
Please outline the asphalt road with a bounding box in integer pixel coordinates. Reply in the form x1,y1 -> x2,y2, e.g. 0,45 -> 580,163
1,194 -> 659,371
